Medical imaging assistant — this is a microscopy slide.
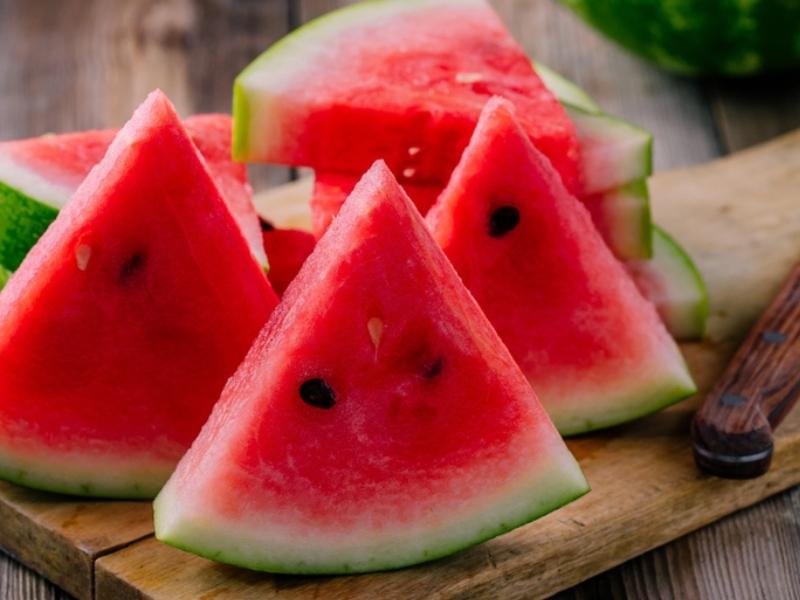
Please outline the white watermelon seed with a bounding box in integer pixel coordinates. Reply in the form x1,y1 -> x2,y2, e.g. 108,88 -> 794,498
75,244 -> 92,271
407,146 -> 420,156
455,72 -> 483,84
367,317 -> 384,349
402,167 -> 416,179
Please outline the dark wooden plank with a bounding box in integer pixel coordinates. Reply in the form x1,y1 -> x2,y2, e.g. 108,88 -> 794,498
710,72 -> 800,153
0,551 -> 71,600
0,0 -> 291,189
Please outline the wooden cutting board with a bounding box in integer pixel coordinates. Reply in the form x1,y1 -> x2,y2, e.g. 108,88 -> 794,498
1,129 -> 799,600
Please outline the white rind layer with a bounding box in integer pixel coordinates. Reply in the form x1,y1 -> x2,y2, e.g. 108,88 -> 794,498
0,154 -> 73,209
154,440 -> 588,573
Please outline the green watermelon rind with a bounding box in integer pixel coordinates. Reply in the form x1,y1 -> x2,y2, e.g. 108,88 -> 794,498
560,0 -> 800,76
567,106 -> 653,195
0,181 -> 58,271
586,179 -> 652,260
533,61 -> 602,114
154,458 -> 589,574
0,264 -> 10,289
0,451 -> 167,499
633,226 -> 710,341
554,369 -> 697,437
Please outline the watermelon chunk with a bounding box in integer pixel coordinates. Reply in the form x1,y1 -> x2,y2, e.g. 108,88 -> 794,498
583,179 -> 652,260
426,98 -> 695,435
0,114 -> 267,271
260,219 -> 315,296
155,161 -> 589,574
0,91 -> 278,498
233,0 -> 582,195
627,226 -> 709,341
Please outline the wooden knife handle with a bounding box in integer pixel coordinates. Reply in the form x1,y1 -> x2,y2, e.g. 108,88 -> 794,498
692,263 -> 800,479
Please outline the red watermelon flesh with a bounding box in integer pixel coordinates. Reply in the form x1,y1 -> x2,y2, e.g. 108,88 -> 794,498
234,0 -> 581,195
0,91 -> 278,498
154,161 -> 588,574
260,219 -> 316,295
0,114 -> 268,269
311,172 -> 442,238
427,98 -> 695,435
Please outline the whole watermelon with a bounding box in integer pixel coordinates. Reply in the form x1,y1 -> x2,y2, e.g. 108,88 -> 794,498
561,0 -> 800,76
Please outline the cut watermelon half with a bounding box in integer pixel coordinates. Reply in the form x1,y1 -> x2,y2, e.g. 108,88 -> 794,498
155,161 -> 589,574
426,98 -> 695,435
233,0 -> 582,195
259,219 -> 315,296
0,91 -> 278,498
627,226 -> 709,341
0,114 -> 267,271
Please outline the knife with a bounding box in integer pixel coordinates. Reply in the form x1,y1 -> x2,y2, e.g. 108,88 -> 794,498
691,263 -> 800,479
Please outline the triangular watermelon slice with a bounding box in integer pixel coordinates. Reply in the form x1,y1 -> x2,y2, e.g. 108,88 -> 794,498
426,98 -> 696,435
233,0 -> 581,195
0,91 -> 279,498
0,114 -> 267,271
155,161 -> 588,574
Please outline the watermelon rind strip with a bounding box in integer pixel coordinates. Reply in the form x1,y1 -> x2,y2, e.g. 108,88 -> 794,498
154,456 -> 590,574
0,180 -> 58,271
651,225 -> 709,340
553,365 -> 697,437
0,447 -> 171,499
0,265 -> 10,289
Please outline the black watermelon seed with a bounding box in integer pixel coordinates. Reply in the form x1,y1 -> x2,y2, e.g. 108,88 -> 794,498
421,357 -> 444,379
488,206 -> 520,237
259,218 -> 275,232
299,378 -> 336,409
119,253 -> 146,281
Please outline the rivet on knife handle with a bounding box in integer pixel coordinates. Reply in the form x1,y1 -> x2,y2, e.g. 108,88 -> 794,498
691,263 -> 800,479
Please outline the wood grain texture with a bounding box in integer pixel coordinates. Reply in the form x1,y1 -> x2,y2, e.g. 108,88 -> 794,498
0,551 -> 70,600
0,483 -> 151,600
0,0 -> 291,186
95,128 -> 800,600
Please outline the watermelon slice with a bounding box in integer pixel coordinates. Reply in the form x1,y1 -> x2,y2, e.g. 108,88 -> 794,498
0,91 -> 278,498
426,98 -> 695,435
627,226 -> 709,341
0,114 -> 267,271
233,0 -> 582,195
155,161 -> 589,574
260,219 -> 315,296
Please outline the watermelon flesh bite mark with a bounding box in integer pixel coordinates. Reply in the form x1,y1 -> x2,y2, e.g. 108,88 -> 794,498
233,0 -> 581,195
426,98 -> 696,435
0,91 -> 278,498
0,114 -> 267,271
155,161 -> 589,574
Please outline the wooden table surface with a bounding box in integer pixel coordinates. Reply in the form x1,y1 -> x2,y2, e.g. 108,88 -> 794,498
0,1 -> 798,599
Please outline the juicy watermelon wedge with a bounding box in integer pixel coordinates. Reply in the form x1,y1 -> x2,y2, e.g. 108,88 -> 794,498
0,115 -> 267,271
427,98 -> 696,435
0,91 -> 278,498
627,226 -> 709,341
260,220 -> 315,296
233,0 -> 582,195
155,161 -> 589,574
